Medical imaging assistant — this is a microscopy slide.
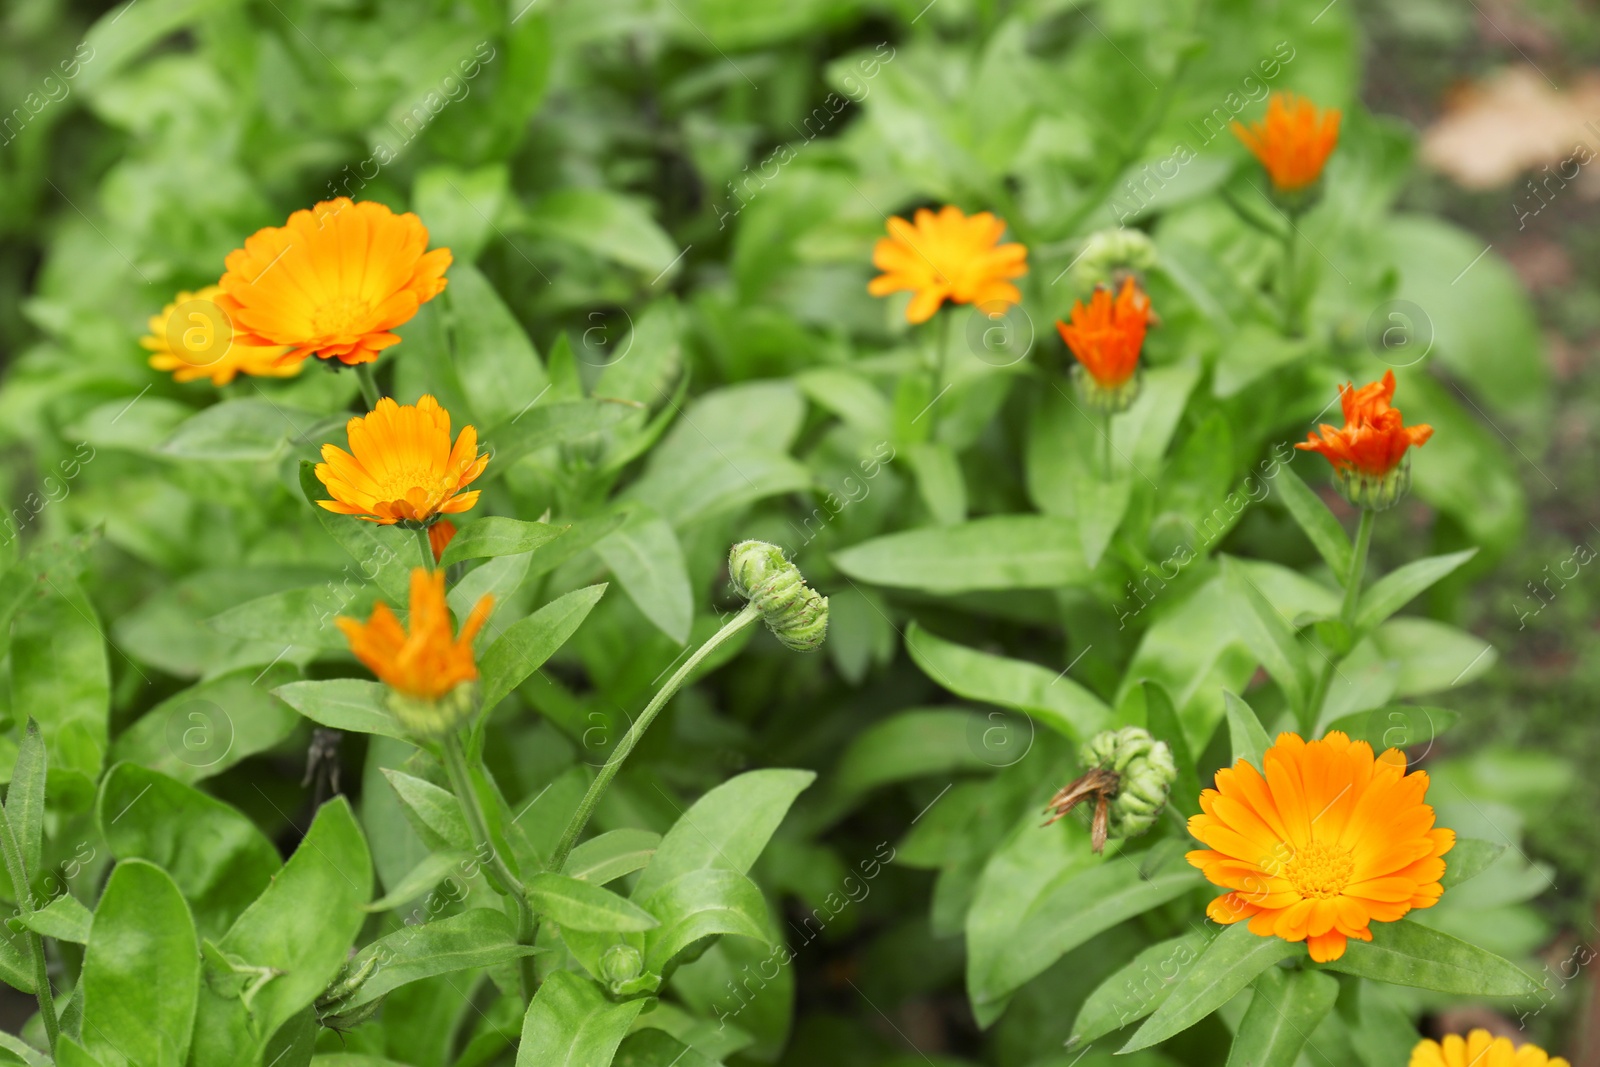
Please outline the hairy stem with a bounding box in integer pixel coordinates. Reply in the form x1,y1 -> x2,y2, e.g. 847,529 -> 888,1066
416,525 -> 436,572
441,732 -> 536,999
546,605 -> 762,874
354,363 -> 382,409
1305,508 -> 1375,731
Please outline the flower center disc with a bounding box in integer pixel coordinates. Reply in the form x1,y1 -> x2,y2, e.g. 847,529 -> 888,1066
1282,841 -> 1354,899
311,294 -> 374,338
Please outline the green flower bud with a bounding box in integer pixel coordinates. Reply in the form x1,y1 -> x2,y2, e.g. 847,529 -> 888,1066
1079,726 -> 1177,841
1333,453 -> 1413,512
728,540 -> 828,652
1071,362 -> 1142,415
601,944 -> 643,985
387,682 -> 480,740
1071,229 -> 1159,293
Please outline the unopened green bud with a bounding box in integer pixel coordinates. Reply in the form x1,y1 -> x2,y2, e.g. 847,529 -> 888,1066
1080,726 -> 1177,841
729,541 -> 828,652
1334,454 -> 1413,512
387,682 -> 479,740
1072,229 -> 1158,293
1071,362 -> 1142,414
601,944 -> 643,985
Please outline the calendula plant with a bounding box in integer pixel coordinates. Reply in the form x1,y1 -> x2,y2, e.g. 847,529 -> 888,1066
0,0 -> 1570,1064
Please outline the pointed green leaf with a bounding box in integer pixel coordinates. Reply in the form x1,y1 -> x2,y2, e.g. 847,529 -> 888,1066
298,461 -> 423,602
1224,691 -> 1273,769
17,892 -> 91,944
1069,929 -> 1214,1048
1225,966 -> 1338,1067
363,850 -> 473,913
1317,918 -> 1538,995
594,510 -> 690,642
7,721 -> 45,879
526,872 -> 660,933
479,583 -> 607,711
516,971 -> 646,1067
274,679 -> 407,741
481,401 -> 637,474
638,867 -> 771,973
564,829 -> 660,887
382,770 -> 472,852
1222,557 -> 1312,715
833,515 -> 1089,593
440,518 -> 568,567
1122,923 -> 1304,1053
1441,838 -> 1505,888
334,908 -> 537,1012
1355,549 -> 1477,635
1142,682 -> 1201,817
1274,468 -> 1352,581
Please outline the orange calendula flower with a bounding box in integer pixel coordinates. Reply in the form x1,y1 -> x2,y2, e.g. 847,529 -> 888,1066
338,568 -> 493,735
1056,276 -> 1153,412
1296,369 -> 1433,510
1233,93 -> 1342,193
1411,1031 -> 1569,1067
315,395 -> 488,525
1186,731 -> 1454,964
142,286 -> 302,386
868,205 -> 1027,324
215,198 -> 451,367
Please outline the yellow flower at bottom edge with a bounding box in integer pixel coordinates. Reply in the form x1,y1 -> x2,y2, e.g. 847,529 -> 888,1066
315,394 -> 488,524
141,286 -> 302,386
1186,731 -> 1454,963
337,568 -> 493,703
1411,1030 -> 1569,1067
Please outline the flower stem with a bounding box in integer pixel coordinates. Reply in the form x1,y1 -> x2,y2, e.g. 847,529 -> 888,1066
546,604 -> 762,874
929,312 -> 951,434
1282,212 -> 1302,338
1101,409 -> 1113,481
354,363 -> 382,409
0,818 -> 55,1054
416,525 -> 436,572
441,731 -> 536,999
1305,507 -> 1375,730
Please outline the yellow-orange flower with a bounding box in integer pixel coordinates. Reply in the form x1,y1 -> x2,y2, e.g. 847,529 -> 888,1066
1233,93 -> 1342,192
315,395 -> 487,525
1296,370 -> 1433,478
142,287 -> 301,386
1055,277 -> 1152,389
215,198 -> 451,366
337,567 -> 492,703
1411,1031 -> 1569,1067
1186,731 -> 1453,963
868,205 -> 1027,324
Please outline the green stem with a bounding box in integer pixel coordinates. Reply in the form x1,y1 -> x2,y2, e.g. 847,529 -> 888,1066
354,363 -> 382,409
416,525 -> 436,572
441,732 -> 536,1000
930,312 -> 951,434
1282,214 -> 1302,338
546,605 -> 762,874
1305,508 -> 1375,731
1101,409 -> 1113,481
0,821 -> 55,1054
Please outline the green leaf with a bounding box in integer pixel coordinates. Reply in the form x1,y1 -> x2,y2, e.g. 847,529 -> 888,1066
796,368 -> 891,437
273,679 -> 407,741
412,163 -> 509,262
1224,691 -> 1273,768
526,513 -> 629,579
526,872 -> 660,933
1222,556 -> 1313,715
334,908 -> 538,1012
79,860 -> 200,1067
1069,929 -> 1213,1047
1318,919 -> 1538,996
973,848 -> 1202,1013
563,829 -> 660,887
383,770 -> 472,852
481,400 -> 638,474
158,399 -> 320,461
1321,705 -> 1458,755
1225,967 -> 1339,1067
631,768 -> 815,901
440,517 -> 568,567
828,709 -> 997,811
1374,619 -> 1495,696
594,510 -> 690,642
479,583 -> 607,711
1122,923 -> 1305,1052
524,188 -> 681,277
613,1030 -> 717,1067
7,720 -> 45,879
1354,549 -> 1477,635
904,441 -> 967,525
17,892 -> 91,944
363,850 -> 473,913
1441,838 -> 1506,888
444,262 -> 548,429
833,515 -> 1089,593
905,623 -> 1111,741
13,576 -> 108,789
1274,467 -> 1352,581
1142,681 -> 1202,817
96,764 -> 281,940
298,461 -> 421,602
516,971 -> 647,1067
0,1030 -> 49,1067
638,867 -> 772,973
111,664 -> 301,784
208,583 -> 381,649
189,798 -> 372,1064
